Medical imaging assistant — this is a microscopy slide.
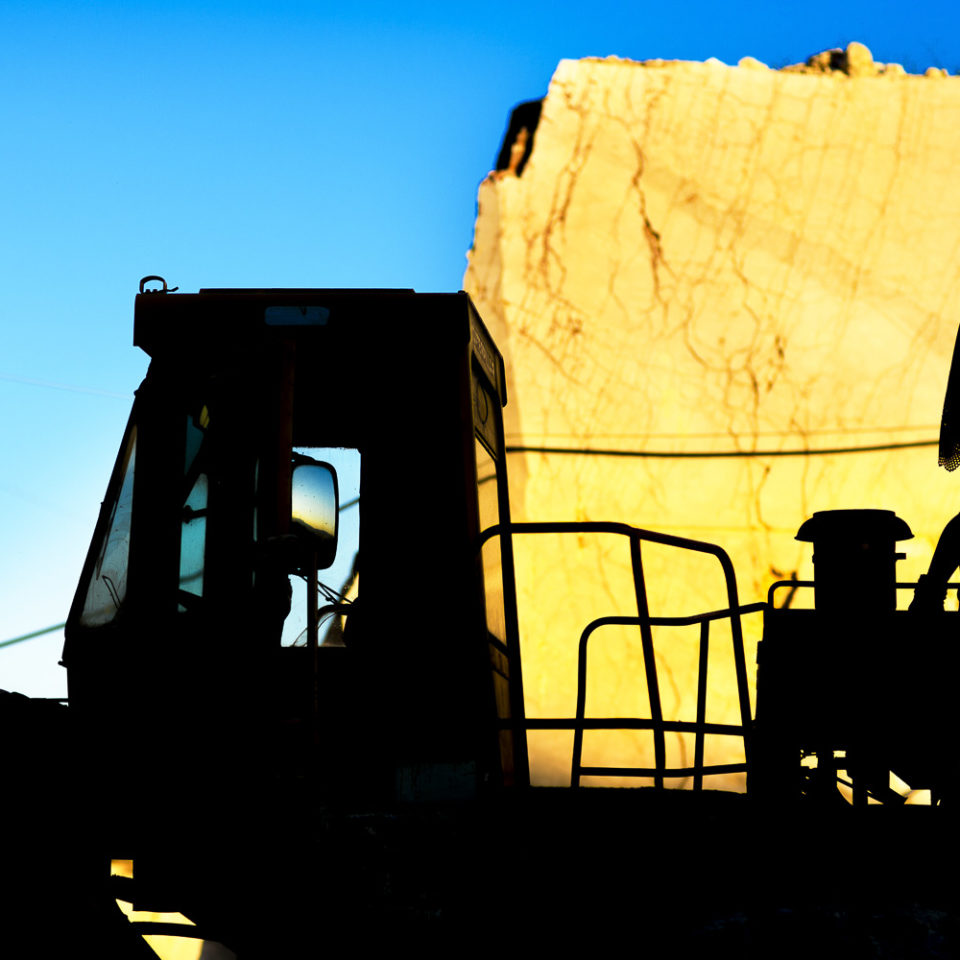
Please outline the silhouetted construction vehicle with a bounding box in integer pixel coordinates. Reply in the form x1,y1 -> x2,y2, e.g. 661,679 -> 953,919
4,281 -> 955,956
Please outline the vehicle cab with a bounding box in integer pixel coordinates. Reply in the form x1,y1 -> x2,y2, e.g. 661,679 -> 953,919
63,287 -> 528,839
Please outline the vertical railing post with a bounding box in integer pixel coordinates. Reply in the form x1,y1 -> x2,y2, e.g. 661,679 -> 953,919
716,553 -> 753,776
693,619 -> 710,791
629,535 -> 665,789
571,627 -> 590,788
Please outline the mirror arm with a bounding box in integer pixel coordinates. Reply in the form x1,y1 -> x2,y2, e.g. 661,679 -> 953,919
307,550 -> 321,745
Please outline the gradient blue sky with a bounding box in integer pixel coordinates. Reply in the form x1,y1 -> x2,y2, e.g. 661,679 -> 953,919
1,0 -> 957,696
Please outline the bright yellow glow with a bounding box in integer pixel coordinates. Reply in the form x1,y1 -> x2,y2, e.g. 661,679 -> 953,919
464,56 -> 960,792
111,860 -> 204,960
889,770 -> 911,798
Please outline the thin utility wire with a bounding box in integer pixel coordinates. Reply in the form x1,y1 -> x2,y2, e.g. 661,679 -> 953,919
0,372 -> 131,400
0,622 -> 65,650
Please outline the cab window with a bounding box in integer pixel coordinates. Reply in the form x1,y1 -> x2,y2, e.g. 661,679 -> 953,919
179,408 -> 210,610
80,426 -> 137,627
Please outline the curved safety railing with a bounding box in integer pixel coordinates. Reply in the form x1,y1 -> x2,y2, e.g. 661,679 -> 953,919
570,606 -> 763,789
479,521 -> 763,790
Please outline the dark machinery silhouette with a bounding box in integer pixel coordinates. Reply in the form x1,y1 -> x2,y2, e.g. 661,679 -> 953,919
753,508 -> 960,806
3,282 -> 956,956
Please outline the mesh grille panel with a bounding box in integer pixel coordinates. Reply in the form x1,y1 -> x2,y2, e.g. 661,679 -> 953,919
939,433 -> 960,471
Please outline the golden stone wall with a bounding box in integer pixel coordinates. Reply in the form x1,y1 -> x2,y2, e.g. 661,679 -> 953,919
464,48 -> 960,788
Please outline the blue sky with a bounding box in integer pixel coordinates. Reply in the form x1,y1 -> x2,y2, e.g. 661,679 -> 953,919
1,0 -> 957,696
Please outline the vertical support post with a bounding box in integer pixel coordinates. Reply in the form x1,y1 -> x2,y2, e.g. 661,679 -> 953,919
694,620 -> 710,791
716,552 -> 753,779
307,552 -> 320,743
630,536 -> 665,789
496,520 -> 529,787
571,636 -> 586,789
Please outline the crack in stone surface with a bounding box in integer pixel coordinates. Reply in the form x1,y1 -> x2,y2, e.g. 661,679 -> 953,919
464,52 -> 960,788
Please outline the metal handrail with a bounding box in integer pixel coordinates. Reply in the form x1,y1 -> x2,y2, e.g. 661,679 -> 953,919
766,579 -> 815,606
571,606 -> 763,789
767,579 -> 960,607
478,522 -> 759,791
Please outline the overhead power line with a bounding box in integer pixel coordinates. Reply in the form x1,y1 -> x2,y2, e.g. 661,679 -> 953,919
506,439 -> 938,459
0,622 -> 65,650
0,372 -> 130,400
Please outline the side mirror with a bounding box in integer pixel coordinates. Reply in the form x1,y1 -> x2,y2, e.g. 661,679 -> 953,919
291,459 -> 339,569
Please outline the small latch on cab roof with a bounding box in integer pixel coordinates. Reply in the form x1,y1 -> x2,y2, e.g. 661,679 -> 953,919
139,276 -> 179,294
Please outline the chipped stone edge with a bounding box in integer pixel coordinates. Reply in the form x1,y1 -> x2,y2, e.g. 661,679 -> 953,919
581,42 -> 951,79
